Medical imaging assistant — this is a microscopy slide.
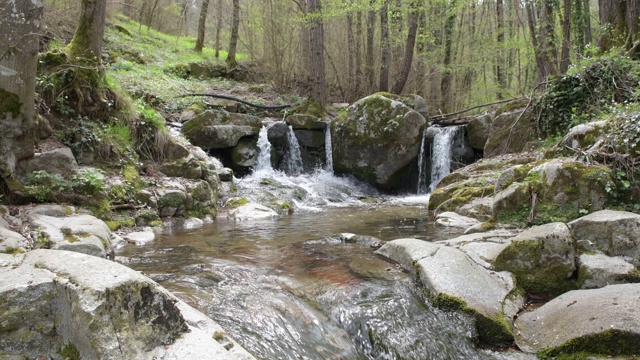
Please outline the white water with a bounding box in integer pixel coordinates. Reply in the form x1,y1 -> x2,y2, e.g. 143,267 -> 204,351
254,125 -> 274,172
416,129 -> 429,194
284,125 -> 304,175
429,126 -> 463,192
324,125 -> 333,173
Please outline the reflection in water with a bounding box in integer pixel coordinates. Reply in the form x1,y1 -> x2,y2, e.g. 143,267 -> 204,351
116,205 -> 506,360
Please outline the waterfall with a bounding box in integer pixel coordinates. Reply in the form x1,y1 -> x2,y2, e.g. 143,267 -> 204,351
416,129 -> 428,194
284,125 -> 304,175
429,126 -> 462,192
324,125 -> 333,173
254,125 -> 273,172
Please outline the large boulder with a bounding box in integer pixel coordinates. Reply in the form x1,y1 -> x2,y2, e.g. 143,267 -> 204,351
28,205 -> 114,259
0,250 -> 254,359
493,159 -> 612,226
466,114 -> 493,150
514,284 -> 640,358
17,145 -> 78,180
182,110 -> 261,150
577,253 -> 638,289
568,210 -> 640,262
493,222 -> 576,295
560,120 -> 609,153
331,94 -> 426,191
484,103 -> 536,157
375,238 -> 523,343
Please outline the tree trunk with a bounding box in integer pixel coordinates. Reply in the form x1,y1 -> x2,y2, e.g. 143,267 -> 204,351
226,0 -> 240,67
379,1 -> 390,92
560,0 -> 571,73
496,0 -> 506,99
67,0 -> 107,63
0,0 -> 43,192
354,10 -> 364,99
307,0 -> 326,106
391,0 -> 419,94
365,2 -> 376,93
215,0 -> 223,58
583,0 -> 592,45
441,0 -> 457,113
195,0 -> 211,52
347,10 -> 356,99
526,0 -> 558,81
124,0 -> 134,18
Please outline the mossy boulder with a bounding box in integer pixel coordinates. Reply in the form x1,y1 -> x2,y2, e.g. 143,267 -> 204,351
577,253 -> 639,289
375,239 -> 523,344
560,120 -> 609,153
493,160 -> 612,226
285,114 -> 326,130
331,94 -> 426,191
157,190 -> 187,217
494,222 -> 576,296
466,114 -> 493,150
159,154 -> 203,180
568,210 -> 640,262
515,284 -> 640,358
182,110 -> 261,150
484,107 -> 536,157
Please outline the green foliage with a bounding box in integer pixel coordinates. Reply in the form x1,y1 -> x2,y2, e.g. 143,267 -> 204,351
59,343 -> 80,360
25,169 -> 106,201
536,56 -> 640,137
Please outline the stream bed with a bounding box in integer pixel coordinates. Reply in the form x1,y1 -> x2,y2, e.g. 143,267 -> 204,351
116,202 -> 528,360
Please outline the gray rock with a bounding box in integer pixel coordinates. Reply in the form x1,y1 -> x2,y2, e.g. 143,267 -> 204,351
231,137 -> 258,167
578,253 -> 638,289
457,197 -> 493,221
466,114 -> 493,150
182,110 -> 261,150
515,284 -> 640,355
0,227 -> 28,254
123,229 -> 156,246
494,222 -> 576,295
484,106 -> 536,157
157,190 -> 187,217
434,211 -> 481,229
17,146 -> 78,180
228,203 -> 278,220
286,114 -> 326,130
569,210 -> 640,262
29,212 -> 113,259
561,120 -> 608,152
376,238 -> 523,343
160,153 -> 203,180
332,94 -> 426,191
0,250 -> 254,359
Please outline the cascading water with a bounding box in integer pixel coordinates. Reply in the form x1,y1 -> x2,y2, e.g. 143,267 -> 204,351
416,129 -> 429,194
254,125 -> 274,173
429,126 -> 463,192
284,125 -> 304,175
324,124 -> 333,173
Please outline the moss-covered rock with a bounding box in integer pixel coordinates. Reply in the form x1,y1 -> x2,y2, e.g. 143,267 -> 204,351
182,110 -> 261,150
494,222 -> 577,296
332,94 -> 426,191
466,114 -> 493,150
484,107 -> 536,157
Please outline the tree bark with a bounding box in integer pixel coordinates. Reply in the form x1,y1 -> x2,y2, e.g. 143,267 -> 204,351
354,10 -> 364,98
441,0 -> 457,113
215,0 -> 223,58
0,0 -> 43,191
67,0 -> 107,62
496,0 -> 506,99
195,0 -> 211,52
560,0 -> 571,73
391,0 -> 419,94
379,0 -> 391,92
365,2 -> 376,93
347,10 -> 356,99
307,0 -> 326,106
226,0 -> 240,67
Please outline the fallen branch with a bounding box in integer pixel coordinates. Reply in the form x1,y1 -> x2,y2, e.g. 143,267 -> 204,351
429,96 -> 528,122
177,93 -> 292,110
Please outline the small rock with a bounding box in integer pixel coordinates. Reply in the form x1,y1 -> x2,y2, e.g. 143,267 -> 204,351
123,229 -> 156,246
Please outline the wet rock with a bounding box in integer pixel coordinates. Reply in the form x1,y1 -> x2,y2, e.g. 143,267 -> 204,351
228,203 -> 278,220
578,253 -> 638,289
515,284 -> 640,357
568,210 -> 640,262
0,250 -> 255,359
494,222 -> 576,295
28,206 -> 113,259
123,229 -> 156,246
332,94 -> 426,191
376,238 -> 523,343
286,114 -> 326,130
434,211 -> 480,229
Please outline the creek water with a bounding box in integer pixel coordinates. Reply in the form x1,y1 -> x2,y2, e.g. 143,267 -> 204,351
116,128 -> 527,359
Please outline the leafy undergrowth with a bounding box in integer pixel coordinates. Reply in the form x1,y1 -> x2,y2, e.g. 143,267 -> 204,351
104,15 -> 301,117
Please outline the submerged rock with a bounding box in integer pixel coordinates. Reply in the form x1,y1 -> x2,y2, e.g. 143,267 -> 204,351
376,238 -> 523,344
515,283 -> 640,357
0,250 -> 255,359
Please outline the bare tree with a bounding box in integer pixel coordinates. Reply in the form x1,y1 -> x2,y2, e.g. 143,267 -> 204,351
226,0 -> 240,67
215,0 -> 223,58
365,1 -> 376,93
598,0 -> 640,53
496,0 -> 506,98
0,0 -> 43,194
307,0 -> 326,106
379,0 -> 391,92
195,0 -> 211,52
560,0 -> 571,73
391,0 -> 420,94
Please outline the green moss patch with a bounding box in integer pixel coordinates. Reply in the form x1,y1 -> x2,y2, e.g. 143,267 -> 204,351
0,88 -> 21,116
538,329 -> 640,360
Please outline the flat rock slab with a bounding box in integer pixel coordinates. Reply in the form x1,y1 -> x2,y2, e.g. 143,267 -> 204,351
123,229 -> 156,245
228,203 -> 278,220
376,238 -> 522,343
578,253 -> 637,289
569,210 -> 640,262
434,211 -> 480,229
0,250 -> 255,359
515,283 -> 640,355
